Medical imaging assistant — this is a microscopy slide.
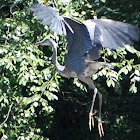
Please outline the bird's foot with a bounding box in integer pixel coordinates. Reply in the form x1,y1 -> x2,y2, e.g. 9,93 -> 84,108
98,118 -> 104,137
89,110 -> 97,131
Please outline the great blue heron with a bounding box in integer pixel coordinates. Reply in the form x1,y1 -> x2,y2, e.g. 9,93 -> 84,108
31,4 -> 140,137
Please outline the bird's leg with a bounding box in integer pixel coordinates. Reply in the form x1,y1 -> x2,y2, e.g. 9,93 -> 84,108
98,91 -> 104,137
78,74 -> 104,136
89,87 -> 104,137
78,75 -> 96,128
89,87 -> 98,130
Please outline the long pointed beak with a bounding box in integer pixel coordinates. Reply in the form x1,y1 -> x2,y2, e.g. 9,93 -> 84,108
35,40 -> 44,45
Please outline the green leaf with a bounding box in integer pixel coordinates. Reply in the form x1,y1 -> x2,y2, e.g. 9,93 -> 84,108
118,67 -> 129,75
33,101 -> 38,107
129,83 -> 137,93
125,45 -> 135,54
134,76 -> 140,82
107,79 -> 112,87
23,97 -> 32,105
30,106 -> 35,113
135,69 -> 140,76
107,78 -> 115,87
0,96 -> 4,102
24,110 -> 30,117
113,53 -> 117,59
100,0 -> 106,3
32,94 -> 41,101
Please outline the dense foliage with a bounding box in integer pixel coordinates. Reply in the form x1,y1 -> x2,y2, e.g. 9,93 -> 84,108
0,0 -> 140,139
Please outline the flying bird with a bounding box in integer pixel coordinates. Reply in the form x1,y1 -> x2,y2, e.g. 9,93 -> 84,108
31,4 -> 139,137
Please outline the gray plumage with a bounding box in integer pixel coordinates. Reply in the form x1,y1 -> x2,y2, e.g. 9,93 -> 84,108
31,4 -> 139,137
31,4 -> 74,35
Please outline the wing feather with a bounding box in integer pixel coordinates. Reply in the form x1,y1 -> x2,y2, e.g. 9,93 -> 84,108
31,4 -> 74,35
85,19 -> 140,50
61,17 -> 67,36
31,4 -> 140,72
84,19 -> 139,61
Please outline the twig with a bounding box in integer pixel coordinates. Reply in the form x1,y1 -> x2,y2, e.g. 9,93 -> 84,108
40,71 -> 58,97
0,102 -> 14,127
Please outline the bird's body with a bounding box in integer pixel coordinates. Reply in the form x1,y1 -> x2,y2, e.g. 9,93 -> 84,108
31,3 -> 140,137
36,38 -> 111,78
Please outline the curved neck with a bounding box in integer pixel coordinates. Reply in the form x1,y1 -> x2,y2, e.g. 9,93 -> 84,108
50,41 -> 65,72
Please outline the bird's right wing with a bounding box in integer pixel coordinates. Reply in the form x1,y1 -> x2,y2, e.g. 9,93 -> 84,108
30,4 -> 74,36
31,4 -> 94,73
31,4 -> 93,55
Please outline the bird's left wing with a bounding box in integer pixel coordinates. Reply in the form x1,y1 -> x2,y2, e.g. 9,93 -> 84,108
30,4 -> 74,36
84,19 -> 140,50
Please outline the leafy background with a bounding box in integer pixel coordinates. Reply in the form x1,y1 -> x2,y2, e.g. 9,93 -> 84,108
0,0 -> 140,139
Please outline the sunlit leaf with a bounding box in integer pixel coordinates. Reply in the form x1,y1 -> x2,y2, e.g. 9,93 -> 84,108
24,110 -> 30,117
100,0 -> 106,3
129,83 -> 137,93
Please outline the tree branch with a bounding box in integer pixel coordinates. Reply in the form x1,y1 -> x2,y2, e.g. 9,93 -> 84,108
0,102 -> 14,127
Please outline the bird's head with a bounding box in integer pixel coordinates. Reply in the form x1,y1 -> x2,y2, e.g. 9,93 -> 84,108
35,38 -> 54,46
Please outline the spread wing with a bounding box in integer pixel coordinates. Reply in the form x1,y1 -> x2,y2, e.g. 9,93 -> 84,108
84,19 -> 140,50
31,4 -> 93,73
63,17 -> 93,73
31,4 -> 140,72
30,4 -> 74,36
